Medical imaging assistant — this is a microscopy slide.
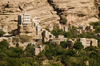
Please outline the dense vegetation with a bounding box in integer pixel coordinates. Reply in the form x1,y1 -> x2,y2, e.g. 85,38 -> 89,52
90,22 -> 100,33
0,40 -> 100,66
0,41 -> 43,66
73,41 -> 84,50
0,22 -> 100,66
51,22 -> 100,47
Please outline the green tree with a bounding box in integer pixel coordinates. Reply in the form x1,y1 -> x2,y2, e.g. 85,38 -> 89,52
17,35 -> 32,43
64,32 -> 71,38
0,31 -> 5,37
96,38 -> 100,47
51,29 -> 63,37
0,61 -> 8,66
95,26 -> 100,33
7,58 -> 22,66
65,49 -> 76,56
37,54 -> 47,61
0,52 -> 8,58
60,41 -> 67,48
44,49 -> 53,59
25,44 -> 35,57
7,47 -> 24,58
85,46 -> 97,51
0,41 -> 9,47
60,18 -> 67,25
90,52 -> 98,59
90,22 -> 100,29
73,41 -> 84,50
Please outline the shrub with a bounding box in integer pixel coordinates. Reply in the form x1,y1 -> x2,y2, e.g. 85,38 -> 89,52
51,29 -> 63,37
90,22 -> 100,29
0,31 -> 5,37
25,44 -> 35,57
96,38 -> 100,47
66,49 -> 76,56
7,58 -> 22,66
17,35 -> 32,43
90,22 -> 100,33
37,54 -> 47,61
85,46 -> 97,51
60,18 -> 67,25
90,52 -> 98,59
73,41 -> 84,50
0,41 -> 9,47
60,41 -> 67,48
0,52 -> 8,58
95,26 -> 100,33
72,26 -> 77,30
79,33 -> 84,38
6,16 -> 8,18
64,32 -> 71,38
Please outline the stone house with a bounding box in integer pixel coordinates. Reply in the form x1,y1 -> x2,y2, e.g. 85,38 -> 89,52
94,33 -> 100,37
0,37 -> 8,42
57,23 -> 62,29
49,35 -> 68,45
76,25 -> 95,35
67,38 -> 98,49
43,30 -> 55,42
63,25 -> 68,32
18,13 -> 34,35
57,35 -> 68,42
76,29 -> 82,35
85,26 -> 95,32
44,34 -> 68,44
49,39 -> 60,45
56,23 -> 68,32
35,39 -> 42,44
35,45 -> 45,55
79,38 -> 98,48
0,36 -> 17,48
18,14 -> 42,39
47,24 -> 53,31
0,26 -> 10,36
67,38 -> 77,49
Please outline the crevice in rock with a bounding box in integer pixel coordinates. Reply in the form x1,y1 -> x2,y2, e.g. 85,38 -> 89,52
5,4 -> 9,8
47,0 -> 63,19
94,0 -> 100,18
98,7 -> 100,17
77,14 -> 86,17
19,6 -> 23,11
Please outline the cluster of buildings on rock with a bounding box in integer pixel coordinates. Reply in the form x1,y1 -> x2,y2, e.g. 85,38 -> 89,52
67,38 -> 98,49
18,14 -> 42,39
0,13 -> 99,55
76,25 -> 95,35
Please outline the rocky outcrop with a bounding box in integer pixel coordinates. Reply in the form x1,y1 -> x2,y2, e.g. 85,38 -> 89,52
0,0 -> 100,31
0,0 -> 60,31
48,0 -> 99,27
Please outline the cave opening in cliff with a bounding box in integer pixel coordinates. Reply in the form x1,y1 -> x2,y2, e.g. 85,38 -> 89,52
98,7 -> 100,17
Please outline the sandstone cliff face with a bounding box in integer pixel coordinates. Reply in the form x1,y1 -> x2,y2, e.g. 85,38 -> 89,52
0,0 -> 60,31
0,0 -> 100,31
48,0 -> 100,26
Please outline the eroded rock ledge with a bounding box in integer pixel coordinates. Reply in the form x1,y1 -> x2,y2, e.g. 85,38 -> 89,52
48,0 -> 99,26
